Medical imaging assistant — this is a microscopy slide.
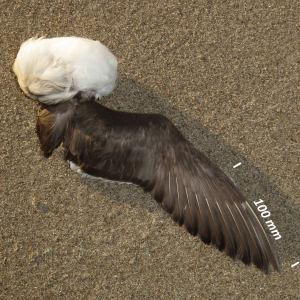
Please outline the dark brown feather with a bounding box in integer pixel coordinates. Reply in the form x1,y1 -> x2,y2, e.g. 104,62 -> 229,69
36,97 -> 280,274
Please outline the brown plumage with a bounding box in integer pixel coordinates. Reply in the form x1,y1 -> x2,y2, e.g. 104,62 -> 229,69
36,94 -> 280,274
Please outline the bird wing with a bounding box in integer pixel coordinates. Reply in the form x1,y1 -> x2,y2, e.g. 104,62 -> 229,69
152,145 -> 280,274
55,102 -> 280,274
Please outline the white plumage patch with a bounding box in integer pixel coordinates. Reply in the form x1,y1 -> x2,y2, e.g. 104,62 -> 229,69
13,37 -> 118,104
67,161 -> 136,185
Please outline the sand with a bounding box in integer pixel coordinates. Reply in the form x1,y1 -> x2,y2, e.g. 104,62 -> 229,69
0,1 -> 299,299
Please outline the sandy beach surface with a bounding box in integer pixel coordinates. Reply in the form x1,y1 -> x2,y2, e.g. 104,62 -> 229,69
0,1 -> 299,299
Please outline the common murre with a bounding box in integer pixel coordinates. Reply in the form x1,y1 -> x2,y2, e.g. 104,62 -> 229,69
13,37 -> 280,274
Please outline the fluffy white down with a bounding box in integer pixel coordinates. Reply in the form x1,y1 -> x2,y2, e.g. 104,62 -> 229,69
13,37 -> 118,104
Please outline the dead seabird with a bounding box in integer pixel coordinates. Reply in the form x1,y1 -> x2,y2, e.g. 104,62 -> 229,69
13,37 -> 280,274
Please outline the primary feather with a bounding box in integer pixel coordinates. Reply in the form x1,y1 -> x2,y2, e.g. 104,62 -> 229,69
13,37 -> 117,105
35,95 -> 280,274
